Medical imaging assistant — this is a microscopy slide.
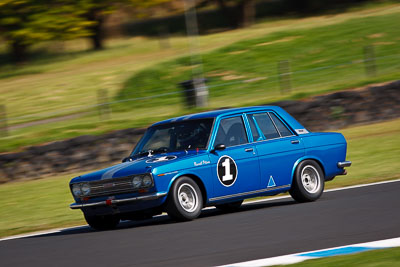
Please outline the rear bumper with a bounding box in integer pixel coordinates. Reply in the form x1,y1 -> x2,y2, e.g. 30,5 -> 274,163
70,192 -> 167,209
337,161 -> 352,168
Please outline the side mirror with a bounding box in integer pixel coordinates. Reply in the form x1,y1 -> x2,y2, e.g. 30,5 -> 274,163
122,157 -> 133,163
212,144 -> 226,153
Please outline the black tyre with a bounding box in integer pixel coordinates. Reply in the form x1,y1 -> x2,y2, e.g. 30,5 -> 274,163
289,160 -> 324,203
215,200 -> 243,212
84,214 -> 120,230
166,176 -> 203,221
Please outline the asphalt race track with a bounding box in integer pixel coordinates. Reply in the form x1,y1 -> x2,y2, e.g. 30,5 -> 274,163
1,180 -> 400,267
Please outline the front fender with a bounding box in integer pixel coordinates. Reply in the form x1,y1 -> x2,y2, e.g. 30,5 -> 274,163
167,172 -> 194,192
166,171 -> 209,203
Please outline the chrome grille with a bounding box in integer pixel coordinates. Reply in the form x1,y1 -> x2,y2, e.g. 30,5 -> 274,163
88,176 -> 135,197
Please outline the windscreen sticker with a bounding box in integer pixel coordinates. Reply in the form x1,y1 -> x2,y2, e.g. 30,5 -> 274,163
146,155 -> 177,163
295,129 -> 309,134
217,156 -> 238,187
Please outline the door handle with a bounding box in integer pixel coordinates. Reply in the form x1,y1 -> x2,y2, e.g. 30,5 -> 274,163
245,148 -> 254,152
291,140 -> 300,144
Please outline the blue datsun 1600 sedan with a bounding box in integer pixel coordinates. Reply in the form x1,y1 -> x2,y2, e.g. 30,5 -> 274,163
70,106 -> 351,230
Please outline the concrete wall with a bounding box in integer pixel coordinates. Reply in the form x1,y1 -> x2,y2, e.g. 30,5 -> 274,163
0,80 -> 399,183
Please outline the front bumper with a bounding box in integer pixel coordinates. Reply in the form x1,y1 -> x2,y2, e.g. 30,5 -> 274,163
70,192 -> 167,209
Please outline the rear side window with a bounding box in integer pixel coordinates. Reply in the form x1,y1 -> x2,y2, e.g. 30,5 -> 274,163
270,113 -> 293,137
252,113 -> 280,140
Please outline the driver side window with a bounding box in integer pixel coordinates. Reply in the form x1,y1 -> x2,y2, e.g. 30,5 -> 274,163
215,116 -> 248,147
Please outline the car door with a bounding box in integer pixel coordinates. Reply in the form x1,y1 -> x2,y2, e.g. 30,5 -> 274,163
208,115 -> 260,200
247,112 -> 305,189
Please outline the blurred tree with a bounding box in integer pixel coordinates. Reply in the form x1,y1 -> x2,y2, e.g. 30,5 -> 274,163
80,0 -> 170,50
285,0 -> 328,13
0,0 -> 93,62
212,0 -> 370,28
78,0 -> 114,50
239,0 -> 255,27
211,0 -> 255,28
285,0 -> 370,14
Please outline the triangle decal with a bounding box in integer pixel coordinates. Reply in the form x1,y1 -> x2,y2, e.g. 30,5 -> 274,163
268,175 -> 276,188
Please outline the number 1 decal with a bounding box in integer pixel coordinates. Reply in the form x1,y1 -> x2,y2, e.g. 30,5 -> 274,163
221,158 -> 233,181
217,156 -> 238,186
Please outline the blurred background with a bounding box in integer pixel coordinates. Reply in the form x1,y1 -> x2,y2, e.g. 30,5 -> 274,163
0,0 -> 399,237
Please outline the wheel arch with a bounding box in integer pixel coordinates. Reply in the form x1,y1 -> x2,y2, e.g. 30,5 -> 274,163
167,173 -> 208,207
291,156 -> 326,186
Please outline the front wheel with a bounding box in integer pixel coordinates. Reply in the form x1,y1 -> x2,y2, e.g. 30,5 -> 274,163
84,214 -> 120,230
290,160 -> 324,203
166,177 -> 203,221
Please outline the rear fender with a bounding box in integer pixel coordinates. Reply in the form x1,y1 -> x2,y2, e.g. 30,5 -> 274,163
290,156 -> 326,185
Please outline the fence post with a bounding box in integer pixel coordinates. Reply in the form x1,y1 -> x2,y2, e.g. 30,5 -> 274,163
278,60 -> 292,94
97,89 -> 111,121
0,104 -> 8,137
364,45 -> 377,77
158,26 -> 171,50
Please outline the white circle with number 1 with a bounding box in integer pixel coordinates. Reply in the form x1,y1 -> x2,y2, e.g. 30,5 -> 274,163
217,156 -> 238,187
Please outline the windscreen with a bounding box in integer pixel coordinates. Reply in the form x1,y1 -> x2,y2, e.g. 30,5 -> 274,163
132,119 -> 214,155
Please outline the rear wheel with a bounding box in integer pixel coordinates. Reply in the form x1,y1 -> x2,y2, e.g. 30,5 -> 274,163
84,214 -> 120,230
215,200 -> 243,212
290,160 -> 324,202
166,176 -> 203,221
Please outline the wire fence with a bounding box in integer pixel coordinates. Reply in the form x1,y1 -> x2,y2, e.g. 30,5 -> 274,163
0,46 -> 400,138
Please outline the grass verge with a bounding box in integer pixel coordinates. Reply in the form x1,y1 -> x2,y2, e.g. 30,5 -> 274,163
0,118 -> 399,238
0,173 -> 85,238
282,247 -> 400,267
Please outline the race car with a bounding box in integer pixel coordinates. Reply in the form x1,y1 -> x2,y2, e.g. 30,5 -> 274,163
69,106 -> 351,230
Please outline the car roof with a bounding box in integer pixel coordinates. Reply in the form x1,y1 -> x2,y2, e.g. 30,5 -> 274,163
151,106 -> 305,130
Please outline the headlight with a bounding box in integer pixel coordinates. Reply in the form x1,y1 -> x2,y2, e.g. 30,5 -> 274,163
72,184 -> 82,197
132,176 -> 142,189
81,183 -> 91,196
142,175 -> 152,187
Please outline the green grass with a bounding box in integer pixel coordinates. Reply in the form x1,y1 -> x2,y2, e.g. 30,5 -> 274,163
0,118 -> 399,238
326,118 -> 400,188
0,173 -> 85,237
1,3 -> 400,152
283,247 -> 400,267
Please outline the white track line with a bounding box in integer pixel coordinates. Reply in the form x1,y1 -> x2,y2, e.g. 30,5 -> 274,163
216,237 -> 400,267
325,178 -> 400,192
1,178 -> 399,242
0,226 -> 88,242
